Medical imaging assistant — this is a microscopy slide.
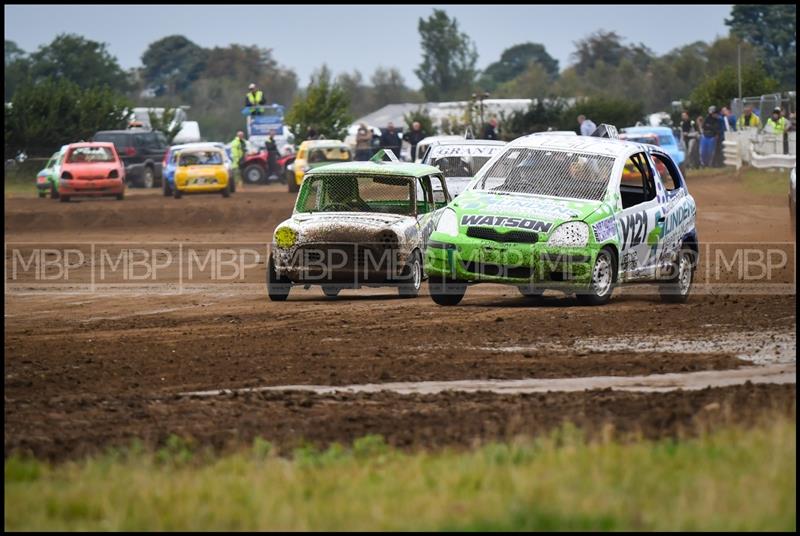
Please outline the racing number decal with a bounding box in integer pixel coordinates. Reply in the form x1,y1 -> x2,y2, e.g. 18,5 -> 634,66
620,211 -> 649,249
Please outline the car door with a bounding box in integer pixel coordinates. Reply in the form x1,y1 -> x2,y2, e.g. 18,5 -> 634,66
617,151 -> 668,281
416,174 -> 451,248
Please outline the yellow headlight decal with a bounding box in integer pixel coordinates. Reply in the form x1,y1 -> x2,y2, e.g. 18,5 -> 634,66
274,227 -> 297,249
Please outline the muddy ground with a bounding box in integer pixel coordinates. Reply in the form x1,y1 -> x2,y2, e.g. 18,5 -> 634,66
4,171 -> 797,461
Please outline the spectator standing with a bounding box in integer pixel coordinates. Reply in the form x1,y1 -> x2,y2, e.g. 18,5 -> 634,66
700,106 -> 721,168
577,114 -> 597,136
265,129 -> 279,180
355,123 -> 372,161
680,112 -> 699,169
380,122 -> 402,158
766,107 -> 790,155
721,106 -> 737,132
483,118 -> 499,140
736,105 -> 761,129
405,121 -> 426,161
229,130 -> 247,188
713,108 -> 727,167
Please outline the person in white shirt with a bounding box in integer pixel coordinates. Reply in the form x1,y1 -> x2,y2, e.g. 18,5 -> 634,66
577,114 -> 597,136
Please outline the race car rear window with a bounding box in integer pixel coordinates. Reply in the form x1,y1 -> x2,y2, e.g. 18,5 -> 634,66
431,156 -> 493,178
473,148 -> 614,201
297,175 -> 414,215
66,147 -> 116,163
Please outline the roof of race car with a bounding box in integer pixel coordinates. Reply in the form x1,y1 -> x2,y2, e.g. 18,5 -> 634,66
428,139 -> 507,147
305,160 -> 441,178
508,133 -> 653,159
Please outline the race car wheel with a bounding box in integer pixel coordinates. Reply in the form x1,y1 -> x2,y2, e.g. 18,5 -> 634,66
59,195 -> 70,203
141,166 -> 155,189
50,184 -> 60,199
243,164 -> 265,184
38,190 -> 47,198
221,181 -> 231,198
518,285 -> 545,302
173,188 -> 183,199
576,248 -> 616,306
163,179 -> 172,197
398,251 -> 423,298
321,285 -> 341,298
659,248 -> 696,303
429,276 -> 466,306
115,192 -> 124,201
267,255 -> 292,302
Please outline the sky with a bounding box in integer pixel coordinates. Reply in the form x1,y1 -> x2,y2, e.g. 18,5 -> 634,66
5,4 -> 733,89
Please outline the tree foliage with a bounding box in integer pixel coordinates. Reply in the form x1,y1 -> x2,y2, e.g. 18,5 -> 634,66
5,78 -> 130,157
689,63 -> 780,117
285,66 -> 352,143
726,4 -> 796,87
147,108 -> 184,144
415,9 -> 478,101
479,42 -> 559,91
141,35 -> 207,95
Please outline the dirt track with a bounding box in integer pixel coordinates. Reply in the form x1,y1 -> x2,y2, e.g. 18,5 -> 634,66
4,172 -> 797,460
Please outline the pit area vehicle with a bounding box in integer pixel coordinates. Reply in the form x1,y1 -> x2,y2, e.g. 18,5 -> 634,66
268,152 -> 451,300
420,139 -> 507,197
92,129 -> 168,188
57,142 -> 126,202
171,147 -> 232,199
425,129 -> 698,306
288,140 -> 352,193
35,145 -> 67,199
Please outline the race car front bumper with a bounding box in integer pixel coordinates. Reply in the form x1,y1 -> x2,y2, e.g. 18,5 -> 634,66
425,236 -> 597,289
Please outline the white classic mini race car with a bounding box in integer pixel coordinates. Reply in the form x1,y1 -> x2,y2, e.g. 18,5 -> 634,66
267,152 -> 451,300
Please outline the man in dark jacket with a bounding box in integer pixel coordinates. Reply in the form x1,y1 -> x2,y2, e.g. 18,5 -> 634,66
483,118 -> 499,140
380,122 -> 402,158
405,121 -> 426,161
700,106 -> 721,168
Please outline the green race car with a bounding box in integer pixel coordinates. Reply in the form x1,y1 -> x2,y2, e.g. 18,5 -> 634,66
34,145 -> 67,199
425,130 -> 699,306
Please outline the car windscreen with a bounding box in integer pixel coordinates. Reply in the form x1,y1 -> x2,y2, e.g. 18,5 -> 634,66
658,135 -> 675,146
471,148 -> 614,201
178,151 -> 223,166
307,147 -> 351,163
430,155 -> 493,178
93,133 -> 130,149
298,175 -> 414,215
66,147 -> 116,163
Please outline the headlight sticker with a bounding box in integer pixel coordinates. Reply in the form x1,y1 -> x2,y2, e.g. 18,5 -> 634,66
592,217 -> 617,242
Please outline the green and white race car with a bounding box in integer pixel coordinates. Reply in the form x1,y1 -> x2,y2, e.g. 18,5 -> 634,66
425,128 -> 698,306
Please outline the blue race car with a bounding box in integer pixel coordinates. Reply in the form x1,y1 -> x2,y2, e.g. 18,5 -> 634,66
620,126 -> 685,171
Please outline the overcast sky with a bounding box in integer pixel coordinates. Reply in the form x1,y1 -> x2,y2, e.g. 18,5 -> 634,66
5,4 -> 733,89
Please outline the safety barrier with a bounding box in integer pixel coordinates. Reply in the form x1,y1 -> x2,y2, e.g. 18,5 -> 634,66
721,130 -> 796,170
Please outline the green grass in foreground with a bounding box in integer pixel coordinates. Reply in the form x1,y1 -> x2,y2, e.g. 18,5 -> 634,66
4,160 -> 46,197
5,419 -> 796,531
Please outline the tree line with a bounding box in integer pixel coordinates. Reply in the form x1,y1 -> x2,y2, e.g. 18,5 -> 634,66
4,4 -> 795,156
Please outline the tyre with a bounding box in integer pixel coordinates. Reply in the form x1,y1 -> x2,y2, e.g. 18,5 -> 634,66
429,276 -> 466,306
141,166 -> 155,189
38,190 -> 47,198
221,180 -> 231,198
288,175 -> 300,193
173,187 -> 183,199
115,191 -> 124,201
50,184 -> 60,199
243,164 -> 265,185
60,195 -> 70,203
576,248 -> 616,306
321,285 -> 341,298
163,178 -> 172,197
267,255 -> 291,301
659,248 -> 696,303
398,251 -> 422,298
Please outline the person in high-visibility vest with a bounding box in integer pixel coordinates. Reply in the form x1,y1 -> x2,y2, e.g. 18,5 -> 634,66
736,105 -> 761,129
244,83 -> 266,115
230,131 -> 247,187
766,107 -> 789,135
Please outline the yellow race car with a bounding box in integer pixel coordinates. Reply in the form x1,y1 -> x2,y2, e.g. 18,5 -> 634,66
172,148 -> 232,199
289,139 -> 352,193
